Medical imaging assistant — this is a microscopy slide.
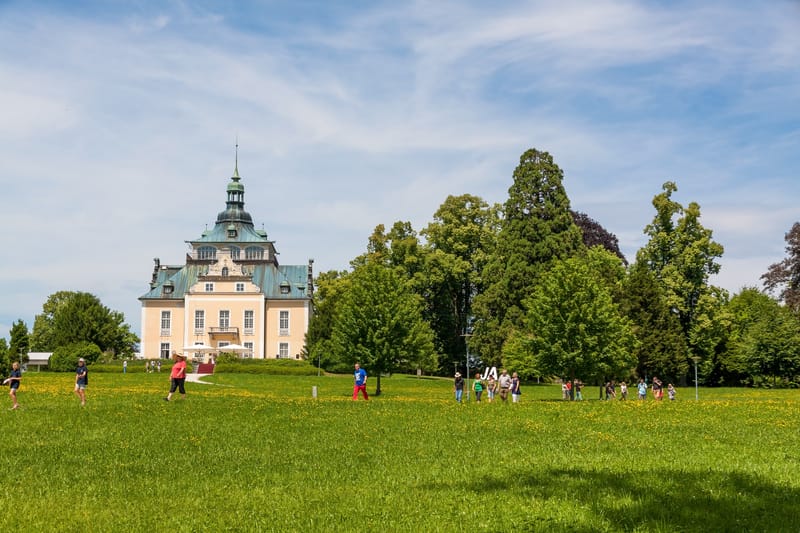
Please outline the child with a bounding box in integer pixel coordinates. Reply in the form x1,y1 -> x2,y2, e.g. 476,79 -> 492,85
668,383 -> 676,401
6,361 -> 22,410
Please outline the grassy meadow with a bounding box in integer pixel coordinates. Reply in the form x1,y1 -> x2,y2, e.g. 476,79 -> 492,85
1,371 -> 799,532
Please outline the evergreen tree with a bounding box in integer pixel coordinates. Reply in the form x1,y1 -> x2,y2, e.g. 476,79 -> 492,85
9,319 -> 30,363
619,264 -> 688,382
472,148 -> 583,361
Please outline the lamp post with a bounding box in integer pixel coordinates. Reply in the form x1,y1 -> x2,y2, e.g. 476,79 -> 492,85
691,356 -> 701,400
461,332 -> 472,402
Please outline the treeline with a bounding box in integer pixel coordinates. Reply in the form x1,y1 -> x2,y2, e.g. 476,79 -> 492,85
0,291 -> 139,375
306,148 -> 800,388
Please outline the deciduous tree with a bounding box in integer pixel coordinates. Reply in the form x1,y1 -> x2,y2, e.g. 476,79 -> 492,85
331,261 -> 436,394
762,222 -> 800,312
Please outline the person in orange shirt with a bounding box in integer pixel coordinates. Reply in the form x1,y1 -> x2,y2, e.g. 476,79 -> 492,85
165,352 -> 188,401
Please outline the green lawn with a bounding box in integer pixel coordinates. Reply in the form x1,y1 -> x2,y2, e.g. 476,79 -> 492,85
2,372 -> 799,532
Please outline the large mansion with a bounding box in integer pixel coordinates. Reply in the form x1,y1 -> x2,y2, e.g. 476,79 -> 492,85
139,159 -> 313,360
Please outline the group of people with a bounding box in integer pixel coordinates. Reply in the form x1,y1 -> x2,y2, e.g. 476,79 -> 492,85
4,352 -> 190,410
596,377 -> 675,401
454,369 -> 521,403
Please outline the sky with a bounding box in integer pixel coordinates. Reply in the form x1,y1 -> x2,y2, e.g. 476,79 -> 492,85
1,0 -> 798,343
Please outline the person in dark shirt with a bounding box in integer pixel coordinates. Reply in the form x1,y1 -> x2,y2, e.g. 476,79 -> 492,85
74,358 -> 88,406
7,361 -> 22,410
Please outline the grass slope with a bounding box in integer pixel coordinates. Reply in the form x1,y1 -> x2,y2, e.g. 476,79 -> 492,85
1,373 -> 798,532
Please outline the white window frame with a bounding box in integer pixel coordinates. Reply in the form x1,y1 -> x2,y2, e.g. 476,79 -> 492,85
278,342 -> 289,359
160,311 -> 171,336
279,310 -> 289,336
194,310 -> 205,335
219,310 -> 230,330
160,343 -> 170,359
244,342 -> 254,358
244,310 -> 254,335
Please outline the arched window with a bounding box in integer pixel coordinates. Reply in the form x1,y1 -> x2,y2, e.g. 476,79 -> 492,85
245,246 -> 264,260
198,246 -> 216,260
222,267 -> 229,277
230,246 -> 241,260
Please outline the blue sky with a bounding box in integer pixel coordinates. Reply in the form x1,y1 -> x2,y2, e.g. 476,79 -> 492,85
1,0 -> 798,342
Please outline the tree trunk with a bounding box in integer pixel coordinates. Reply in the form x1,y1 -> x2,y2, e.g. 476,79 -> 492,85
374,373 -> 382,396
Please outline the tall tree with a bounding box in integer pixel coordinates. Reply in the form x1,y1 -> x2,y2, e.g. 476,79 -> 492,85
762,222 -> 800,313
503,248 -> 637,383
619,264 -> 688,382
472,148 -> 583,362
9,319 -> 30,363
421,194 -> 499,374
331,261 -> 436,395
29,291 -> 139,357
635,182 -> 724,368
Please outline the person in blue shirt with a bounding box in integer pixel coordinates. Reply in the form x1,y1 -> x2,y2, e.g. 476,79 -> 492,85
352,362 -> 368,401
74,358 -> 88,406
7,361 -> 22,410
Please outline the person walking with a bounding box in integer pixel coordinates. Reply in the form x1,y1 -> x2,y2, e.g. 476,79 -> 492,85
6,361 -> 22,410
667,383 -> 676,401
352,362 -> 368,400
652,377 -> 663,400
486,374 -> 497,402
637,378 -> 647,400
498,369 -> 512,402
574,379 -> 583,401
510,372 -> 521,403
453,372 -> 464,403
75,358 -> 88,406
620,381 -> 628,400
473,373 -> 483,402
123,360 -> 127,374
165,352 -> 188,401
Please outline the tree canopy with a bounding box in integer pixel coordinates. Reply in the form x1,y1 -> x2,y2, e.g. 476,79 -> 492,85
330,261 -> 437,394
29,291 -> 139,357
762,222 -> 800,312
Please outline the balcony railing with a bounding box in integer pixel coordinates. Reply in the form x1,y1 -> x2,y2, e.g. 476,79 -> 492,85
209,327 -> 239,336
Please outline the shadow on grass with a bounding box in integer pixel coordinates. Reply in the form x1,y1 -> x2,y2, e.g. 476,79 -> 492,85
427,467 -> 800,532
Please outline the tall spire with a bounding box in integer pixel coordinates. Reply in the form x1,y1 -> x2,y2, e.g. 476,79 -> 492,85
233,136 -> 240,179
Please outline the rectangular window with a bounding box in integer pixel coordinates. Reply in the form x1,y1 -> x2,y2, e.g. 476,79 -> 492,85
205,282 -> 214,292
279,310 -> 289,336
236,282 -> 245,292
160,311 -> 171,336
194,310 -> 205,335
219,310 -> 230,330
244,310 -> 254,335
279,342 -> 289,359
244,342 -> 254,358
160,343 -> 170,359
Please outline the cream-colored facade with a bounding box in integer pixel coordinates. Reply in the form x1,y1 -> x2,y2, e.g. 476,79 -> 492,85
139,162 -> 313,360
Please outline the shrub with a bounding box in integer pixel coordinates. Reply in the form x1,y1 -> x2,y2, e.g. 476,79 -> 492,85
214,358 -> 319,376
48,342 -> 102,371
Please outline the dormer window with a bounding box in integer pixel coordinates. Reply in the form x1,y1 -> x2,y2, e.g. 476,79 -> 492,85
163,281 -> 174,295
227,224 -> 237,238
280,281 -> 290,294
